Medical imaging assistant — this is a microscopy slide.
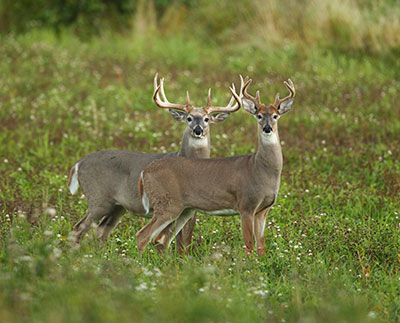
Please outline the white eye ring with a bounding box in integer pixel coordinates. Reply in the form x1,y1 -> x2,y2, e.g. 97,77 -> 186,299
204,117 -> 209,123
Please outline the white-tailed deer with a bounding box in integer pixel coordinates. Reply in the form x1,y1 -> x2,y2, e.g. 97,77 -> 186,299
136,78 -> 295,256
68,74 -> 244,249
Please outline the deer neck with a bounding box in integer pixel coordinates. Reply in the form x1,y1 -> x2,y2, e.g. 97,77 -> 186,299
177,127 -> 211,158
255,126 -> 283,176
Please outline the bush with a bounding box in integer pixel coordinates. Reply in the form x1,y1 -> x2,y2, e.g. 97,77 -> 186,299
0,0 -> 135,36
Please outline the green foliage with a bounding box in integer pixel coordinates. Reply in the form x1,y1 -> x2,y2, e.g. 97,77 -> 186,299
0,0 -> 136,36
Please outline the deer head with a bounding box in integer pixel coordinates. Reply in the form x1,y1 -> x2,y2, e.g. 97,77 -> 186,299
153,74 -> 244,138
241,78 -> 295,137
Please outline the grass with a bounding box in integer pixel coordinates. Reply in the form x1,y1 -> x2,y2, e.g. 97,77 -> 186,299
0,25 -> 399,322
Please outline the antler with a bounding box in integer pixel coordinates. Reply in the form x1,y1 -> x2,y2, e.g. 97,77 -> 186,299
242,77 -> 261,106
273,79 -> 295,107
205,75 -> 248,114
153,73 -> 192,112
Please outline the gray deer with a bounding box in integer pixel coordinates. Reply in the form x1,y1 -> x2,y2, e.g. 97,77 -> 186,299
68,74 -> 244,251
136,78 -> 295,256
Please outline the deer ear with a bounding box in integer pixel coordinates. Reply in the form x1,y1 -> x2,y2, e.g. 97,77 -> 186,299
242,98 -> 257,115
278,99 -> 294,115
209,112 -> 230,124
169,109 -> 187,122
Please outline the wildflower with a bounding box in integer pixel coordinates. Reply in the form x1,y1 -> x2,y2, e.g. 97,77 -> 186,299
253,290 -> 268,296
53,248 -> 62,259
136,283 -> 148,291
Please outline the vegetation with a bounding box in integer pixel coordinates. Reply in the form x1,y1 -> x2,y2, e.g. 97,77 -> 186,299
0,0 -> 399,322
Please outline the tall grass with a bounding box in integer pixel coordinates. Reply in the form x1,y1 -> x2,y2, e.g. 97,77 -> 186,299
248,0 -> 400,52
149,0 -> 400,53
2,0 -> 399,53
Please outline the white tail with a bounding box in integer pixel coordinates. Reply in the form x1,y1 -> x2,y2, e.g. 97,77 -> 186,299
68,163 -> 79,195
139,171 -> 150,214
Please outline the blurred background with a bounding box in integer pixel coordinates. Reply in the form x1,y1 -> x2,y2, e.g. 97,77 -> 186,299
1,0 -> 399,51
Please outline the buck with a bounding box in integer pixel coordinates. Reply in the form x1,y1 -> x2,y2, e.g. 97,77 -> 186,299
68,74 -> 244,248
136,78 -> 295,256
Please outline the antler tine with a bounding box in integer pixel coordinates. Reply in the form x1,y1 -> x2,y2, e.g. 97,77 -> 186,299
153,75 -> 189,112
225,74 -> 249,108
225,83 -> 236,107
274,78 -> 296,107
255,90 -> 261,105
242,77 -> 259,105
205,75 -> 247,114
153,73 -> 160,101
228,74 -> 248,108
284,79 -> 295,98
159,77 -> 169,102
274,93 -> 281,107
207,88 -> 212,107
229,84 -> 242,109
186,91 -> 191,106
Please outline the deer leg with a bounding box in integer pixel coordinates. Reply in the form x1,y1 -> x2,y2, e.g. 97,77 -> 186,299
241,211 -> 255,255
153,209 -> 195,253
254,208 -> 270,257
176,212 -> 197,254
96,205 -> 125,241
72,203 -> 114,244
136,208 -> 182,254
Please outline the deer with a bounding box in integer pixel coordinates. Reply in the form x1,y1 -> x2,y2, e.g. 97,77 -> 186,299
136,77 -> 295,256
68,73 -> 245,250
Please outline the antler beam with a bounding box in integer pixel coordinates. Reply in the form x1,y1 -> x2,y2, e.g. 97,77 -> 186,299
242,78 -> 261,106
274,79 -> 296,107
153,73 -> 191,112
205,75 -> 249,114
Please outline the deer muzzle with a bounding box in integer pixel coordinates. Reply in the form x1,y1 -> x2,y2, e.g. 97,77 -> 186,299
193,125 -> 203,137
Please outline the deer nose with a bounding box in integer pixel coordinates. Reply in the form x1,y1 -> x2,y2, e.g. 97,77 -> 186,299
193,126 -> 203,136
263,124 -> 272,134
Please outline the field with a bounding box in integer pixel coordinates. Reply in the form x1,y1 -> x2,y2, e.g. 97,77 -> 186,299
1,1 -> 400,322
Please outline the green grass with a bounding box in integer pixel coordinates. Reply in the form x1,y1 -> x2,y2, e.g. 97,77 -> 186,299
0,28 -> 399,322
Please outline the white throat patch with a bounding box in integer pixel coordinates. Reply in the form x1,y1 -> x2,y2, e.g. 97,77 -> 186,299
188,136 -> 209,149
261,132 -> 279,145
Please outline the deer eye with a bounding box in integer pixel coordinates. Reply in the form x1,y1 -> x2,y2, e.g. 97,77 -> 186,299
257,114 -> 262,120
273,115 -> 278,119
204,117 -> 209,123
187,116 -> 192,122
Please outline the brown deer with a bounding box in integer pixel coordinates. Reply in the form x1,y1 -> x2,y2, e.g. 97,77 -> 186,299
136,78 -> 295,256
68,74 -> 245,250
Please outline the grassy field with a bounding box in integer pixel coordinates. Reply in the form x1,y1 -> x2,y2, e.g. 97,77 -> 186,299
1,4 -> 400,321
